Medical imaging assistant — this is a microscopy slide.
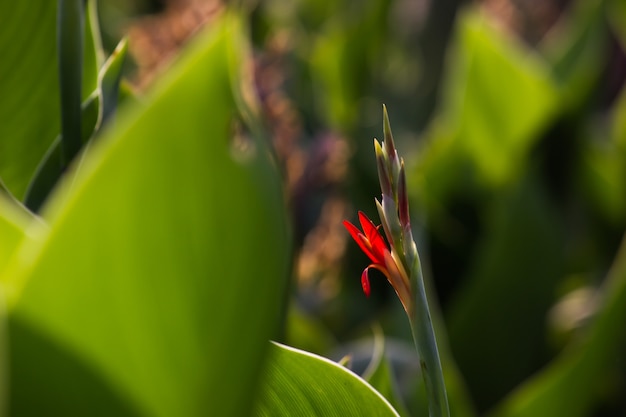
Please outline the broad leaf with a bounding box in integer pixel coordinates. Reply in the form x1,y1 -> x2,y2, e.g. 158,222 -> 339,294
254,342 -> 400,416
4,13 -> 290,417
0,196 -> 33,277
0,1 -> 60,199
437,10 -> 558,186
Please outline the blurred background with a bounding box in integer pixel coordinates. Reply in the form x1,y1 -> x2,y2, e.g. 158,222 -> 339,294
97,0 -> 626,415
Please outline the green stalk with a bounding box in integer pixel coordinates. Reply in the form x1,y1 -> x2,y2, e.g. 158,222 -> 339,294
374,105 -> 451,416
57,0 -> 84,167
409,255 -> 450,417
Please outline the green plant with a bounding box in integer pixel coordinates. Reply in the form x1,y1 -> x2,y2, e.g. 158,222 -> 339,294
1,0 -> 626,416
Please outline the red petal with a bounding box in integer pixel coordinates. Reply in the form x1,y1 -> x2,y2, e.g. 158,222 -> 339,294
356,235 -> 380,264
343,220 -> 363,242
343,219 -> 379,263
361,268 -> 371,297
357,212 -> 388,261
358,211 -> 378,240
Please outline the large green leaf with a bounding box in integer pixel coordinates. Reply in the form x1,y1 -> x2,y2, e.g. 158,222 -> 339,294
4,13 -> 290,417
254,342 -> 400,416
0,195 -> 33,278
436,10 -> 558,187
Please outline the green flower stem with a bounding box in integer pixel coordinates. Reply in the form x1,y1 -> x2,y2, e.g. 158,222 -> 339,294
409,256 -> 450,417
375,105 -> 450,416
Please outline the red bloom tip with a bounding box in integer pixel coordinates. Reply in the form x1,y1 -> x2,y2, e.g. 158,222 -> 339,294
344,211 -> 413,313
357,212 -> 388,261
343,215 -> 385,265
361,268 -> 371,297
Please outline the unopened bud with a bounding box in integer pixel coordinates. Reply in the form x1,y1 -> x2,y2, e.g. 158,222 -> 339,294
398,162 -> 410,228
382,104 -> 398,163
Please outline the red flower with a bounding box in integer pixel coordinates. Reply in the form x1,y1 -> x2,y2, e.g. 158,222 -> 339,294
343,211 -> 412,313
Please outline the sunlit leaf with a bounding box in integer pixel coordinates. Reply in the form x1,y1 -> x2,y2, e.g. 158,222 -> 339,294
0,196 -> 33,277
4,13 -> 291,417
437,10 -> 558,186
254,342 -> 400,417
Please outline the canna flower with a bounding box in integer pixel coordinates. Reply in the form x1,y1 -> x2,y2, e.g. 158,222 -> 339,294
343,105 -> 450,417
343,211 -> 412,315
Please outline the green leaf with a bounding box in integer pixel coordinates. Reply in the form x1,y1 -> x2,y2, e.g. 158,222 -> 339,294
254,342 -> 401,416
24,32 -> 128,213
0,195 -> 33,277
437,10 -> 558,186
24,93 -> 101,213
98,37 -> 128,126
83,0 -> 105,100
5,13 -> 290,417
488,234 -> 626,417
0,0 -> 102,199
0,193 -> 35,417
0,1 -> 60,199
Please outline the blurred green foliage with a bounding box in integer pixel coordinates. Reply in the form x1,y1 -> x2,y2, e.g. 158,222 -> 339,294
1,0 -> 626,416
250,0 -> 626,415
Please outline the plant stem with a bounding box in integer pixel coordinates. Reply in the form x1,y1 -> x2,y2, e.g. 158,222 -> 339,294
409,257 -> 450,417
57,0 -> 84,167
